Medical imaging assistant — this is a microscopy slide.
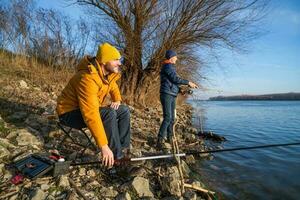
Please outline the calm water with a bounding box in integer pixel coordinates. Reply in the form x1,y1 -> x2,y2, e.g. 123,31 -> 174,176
190,100 -> 300,200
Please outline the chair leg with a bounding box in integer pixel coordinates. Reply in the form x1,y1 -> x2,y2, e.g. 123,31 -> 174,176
57,123 -> 99,159
80,129 -> 98,152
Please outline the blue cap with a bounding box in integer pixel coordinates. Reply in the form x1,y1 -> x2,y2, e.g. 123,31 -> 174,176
165,50 -> 177,59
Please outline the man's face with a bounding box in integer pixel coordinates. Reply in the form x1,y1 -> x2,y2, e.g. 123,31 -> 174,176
104,59 -> 121,73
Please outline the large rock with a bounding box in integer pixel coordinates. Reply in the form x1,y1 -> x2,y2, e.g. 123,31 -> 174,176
40,184 -> 50,191
100,186 -> 118,198
25,114 -> 48,131
0,138 -> 16,149
181,161 -> 191,176
131,177 -> 154,198
87,169 -> 96,177
57,175 -> 70,188
0,145 -> 10,159
15,129 -> 43,147
30,188 -> 47,200
7,111 -> 28,122
19,80 -> 29,89
78,168 -> 86,176
185,155 -> 195,164
161,166 -> 181,197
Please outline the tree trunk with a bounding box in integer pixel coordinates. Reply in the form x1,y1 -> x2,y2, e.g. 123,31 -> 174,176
120,66 -> 160,106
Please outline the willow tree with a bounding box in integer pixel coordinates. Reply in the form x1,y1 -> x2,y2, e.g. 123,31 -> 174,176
73,0 -> 267,104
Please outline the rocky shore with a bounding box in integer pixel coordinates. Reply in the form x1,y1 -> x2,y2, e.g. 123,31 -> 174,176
0,79 -> 215,200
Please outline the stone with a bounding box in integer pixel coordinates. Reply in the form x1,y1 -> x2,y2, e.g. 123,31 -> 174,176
130,149 -> 142,157
189,128 -> 198,135
0,163 -> 4,174
0,145 -> 10,159
131,177 -> 154,198
136,128 -> 142,133
183,190 -> 197,200
9,194 -> 18,200
185,133 -> 196,142
45,195 -> 56,200
6,131 -> 17,139
87,169 -> 96,177
3,170 -> 14,180
7,111 -> 27,122
89,180 -> 100,186
30,188 -> 47,200
161,197 -> 181,200
185,155 -> 195,164
161,166 -> 181,197
48,130 -> 60,138
35,178 -> 50,185
191,181 -> 205,188
19,80 -> 29,89
199,153 -> 210,158
57,175 -> 70,188
128,106 -> 135,112
78,168 -> 86,176
15,129 -> 43,147
100,186 -> 118,198
33,87 -> 41,91
181,161 -> 191,176
130,167 -> 147,177
40,184 -> 50,191
65,192 -> 79,200
116,192 -> 131,200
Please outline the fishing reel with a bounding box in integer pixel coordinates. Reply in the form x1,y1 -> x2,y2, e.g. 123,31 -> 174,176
179,86 -> 193,95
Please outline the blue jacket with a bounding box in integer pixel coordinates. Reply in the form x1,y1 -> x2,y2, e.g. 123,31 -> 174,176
160,63 -> 189,96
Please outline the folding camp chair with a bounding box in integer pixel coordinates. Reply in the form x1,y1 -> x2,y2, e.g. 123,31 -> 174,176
57,121 -> 99,158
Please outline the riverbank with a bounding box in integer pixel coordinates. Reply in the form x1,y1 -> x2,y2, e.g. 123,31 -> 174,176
0,64 -> 215,199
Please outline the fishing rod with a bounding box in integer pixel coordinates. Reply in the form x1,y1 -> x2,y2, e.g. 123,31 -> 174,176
71,141 -> 300,166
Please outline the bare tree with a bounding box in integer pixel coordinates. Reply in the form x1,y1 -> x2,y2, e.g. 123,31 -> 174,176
28,8 -> 91,68
0,0 -> 35,52
72,0 -> 268,104
0,5 -> 8,49
0,0 -> 92,68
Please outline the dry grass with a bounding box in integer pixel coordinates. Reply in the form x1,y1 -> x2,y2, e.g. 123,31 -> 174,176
0,50 -> 188,107
0,50 -> 74,96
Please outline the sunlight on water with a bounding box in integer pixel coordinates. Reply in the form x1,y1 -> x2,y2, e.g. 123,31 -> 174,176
189,100 -> 300,200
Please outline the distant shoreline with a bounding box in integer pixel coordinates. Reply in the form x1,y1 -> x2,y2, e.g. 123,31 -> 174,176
208,92 -> 300,101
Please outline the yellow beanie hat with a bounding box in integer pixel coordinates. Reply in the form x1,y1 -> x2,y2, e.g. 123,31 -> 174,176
96,43 -> 121,64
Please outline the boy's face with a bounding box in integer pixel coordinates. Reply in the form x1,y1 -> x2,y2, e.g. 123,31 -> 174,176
104,59 -> 121,73
169,56 -> 178,64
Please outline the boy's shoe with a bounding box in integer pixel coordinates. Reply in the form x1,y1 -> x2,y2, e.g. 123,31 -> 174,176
156,137 -> 166,150
167,136 -> 174,144
156,137 -> 173,153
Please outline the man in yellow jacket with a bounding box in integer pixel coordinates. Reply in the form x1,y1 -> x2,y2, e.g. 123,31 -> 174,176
56,43 -> 130,168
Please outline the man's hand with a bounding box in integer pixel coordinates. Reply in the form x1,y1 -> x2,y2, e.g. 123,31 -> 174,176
110,101 -> 121,110
101,145 -> 114,168
188,81 -> 199,89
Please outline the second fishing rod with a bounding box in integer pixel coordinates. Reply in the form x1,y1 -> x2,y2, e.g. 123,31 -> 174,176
71,140 -> 300,166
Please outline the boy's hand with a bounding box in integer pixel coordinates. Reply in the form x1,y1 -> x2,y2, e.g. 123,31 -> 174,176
101,145 -> 114,168
188,81 -> 199,89
110,101 -> 120,110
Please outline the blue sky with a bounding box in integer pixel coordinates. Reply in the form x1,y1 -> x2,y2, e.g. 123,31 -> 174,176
199,0 -> 300,98
38,0 -> 300,99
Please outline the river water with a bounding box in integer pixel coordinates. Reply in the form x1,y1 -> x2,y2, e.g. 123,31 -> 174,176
190,100 -> 300,200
